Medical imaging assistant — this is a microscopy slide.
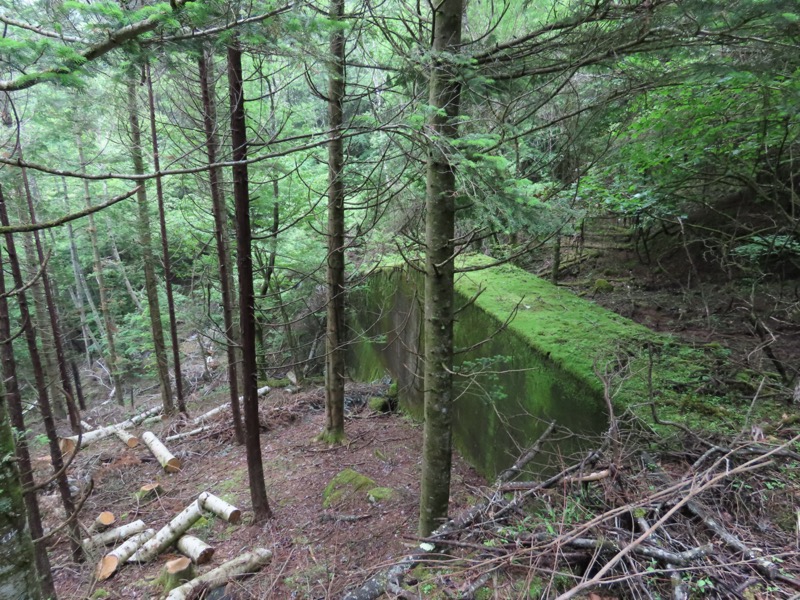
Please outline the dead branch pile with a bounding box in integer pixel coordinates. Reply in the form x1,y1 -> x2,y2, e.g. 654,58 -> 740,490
345,427 -> 800,600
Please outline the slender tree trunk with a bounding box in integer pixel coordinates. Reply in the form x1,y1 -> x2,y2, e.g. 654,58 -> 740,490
126,75 -> 174,415
198,48 -> 244,444
257,197 -> 280,381
227,39 -> 272,521
321,0 -> 347,444
419,0 -> 463,537
79,135 -> 125,405
0,188 -> 82,562
0,246 -> 55,599
0,395 -> 43,600
20,219 -> 65,420
65,218 -> 93,364
146,62 -> 186,414
103,200 -> 143,312
20,164 -> 81,434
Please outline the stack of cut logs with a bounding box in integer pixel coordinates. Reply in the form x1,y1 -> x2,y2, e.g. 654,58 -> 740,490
64,402 -> 273,596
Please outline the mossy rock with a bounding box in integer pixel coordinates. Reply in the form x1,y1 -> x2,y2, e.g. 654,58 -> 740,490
367,487 -> 396,503
592,278 -> 614,293
323,468 -> 376,508
263,377 -> 291,387
387,382 -> 398,398
368,396 -> 389,412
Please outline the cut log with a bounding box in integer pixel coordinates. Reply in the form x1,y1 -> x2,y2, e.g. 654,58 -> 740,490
141,431 -> 181,473
199,492 -> 241,524
140,414 -> 163,426
135,482 -> 165,502
191,386 -> 271,426
113,428 -> 139,448
165,426 -> 210,443
176,535 -> 215,565
60,406 -> 161,454
164,548 -> 273,600
82,519 -> 147,551
157,557 -> 195,594
95,529 -> 155,581
128,499 -> 204,563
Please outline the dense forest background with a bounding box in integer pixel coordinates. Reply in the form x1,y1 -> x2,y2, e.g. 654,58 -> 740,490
0,0 -> 798,597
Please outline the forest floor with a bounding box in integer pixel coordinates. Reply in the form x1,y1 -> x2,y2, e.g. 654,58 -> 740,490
42,376 -> 485,600
39,240 -> 800,600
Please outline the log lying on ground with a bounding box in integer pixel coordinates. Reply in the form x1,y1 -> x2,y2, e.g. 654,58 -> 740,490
164,548 -> 273,600
128,499 -> 204,563
113,428 -> 139,448
157,557 -> 195,595
60,406 -> 161,454
199,492 -> 241,524
95,529 -> 155,581
165,426 -> 210,443
191,386 -> 271,425
141,431 -> 181,473
176,535 -> 215,565
135,482 -> 165,502
82,519 -> 147,551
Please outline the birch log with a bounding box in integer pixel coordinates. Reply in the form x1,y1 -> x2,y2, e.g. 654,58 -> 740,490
128,500 -> 204,563
191,386 -> 270,425
164,548 -> 273,600
166,426 -> 210,443
95,529 -> 155,580
114,428 -> 139,448
82,519 -> 147,551
199,492 -> 241,524
176,535 -> 214,565
141,431 -> 181,473
60,406 -> 161,454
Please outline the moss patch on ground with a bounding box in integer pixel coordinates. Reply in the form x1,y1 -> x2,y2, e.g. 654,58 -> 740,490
323,469 -> 377,508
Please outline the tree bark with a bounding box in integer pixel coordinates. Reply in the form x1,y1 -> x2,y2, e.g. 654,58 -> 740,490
0,243 -> 55,599
419,0 -> 463,537
198,48 -> 244,444
20,163 -> 81,434
0,396 -> 43,600
226,39 -> 272,521
141,431 -> 181,473
126,75 -> 174,415
0,188 -> 83,562
164,548 -> 272,600
79,135 -> 126,405
322,0 -> 347,444
146,62 -> 186,414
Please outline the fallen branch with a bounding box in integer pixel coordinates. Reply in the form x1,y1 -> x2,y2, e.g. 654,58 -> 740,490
191,386 -> 270,425
164,548 -> 273,600
165,426 -> 210,443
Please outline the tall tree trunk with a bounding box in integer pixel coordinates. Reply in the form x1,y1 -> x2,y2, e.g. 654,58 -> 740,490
256,197 -> 279,382
63,177 -> 105,346
104,209 -> 143,312
20,164 -> 81,434
19,219 -> 65,420
65,218 -> 94,365
198,48 -> 244,444
0,245 -> 55,599
419,0 -> 463,537
321,0 -> 347,444
79,135 -> 125,405
227,39 -> 272,521
0,394 -> 43,600
146,62 -> 186,414
0,188 -> 82,562
126,75 -> 174,415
